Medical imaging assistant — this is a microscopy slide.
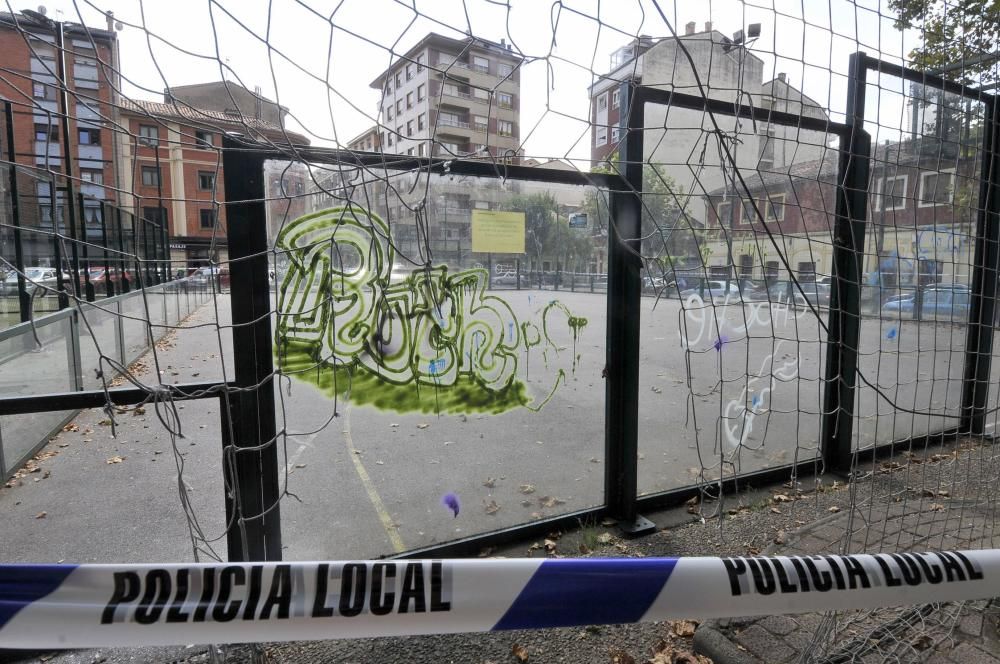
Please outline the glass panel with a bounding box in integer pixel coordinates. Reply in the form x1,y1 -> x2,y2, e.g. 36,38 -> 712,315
0,315 -> 76,474
268,161 -> 607,559
636,108 -> 830,494
78,299 -> 121,389
854,71 -> 983,448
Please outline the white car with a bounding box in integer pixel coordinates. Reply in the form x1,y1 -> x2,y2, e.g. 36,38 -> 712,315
2,267 -> 68,296
679,280 -> 742,302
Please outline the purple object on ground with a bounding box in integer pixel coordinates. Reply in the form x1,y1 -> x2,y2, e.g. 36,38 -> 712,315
713,334 -> 729,352
441,492 -> 460,518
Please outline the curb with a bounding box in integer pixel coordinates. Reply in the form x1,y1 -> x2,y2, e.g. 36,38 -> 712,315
693,622 -> 760,664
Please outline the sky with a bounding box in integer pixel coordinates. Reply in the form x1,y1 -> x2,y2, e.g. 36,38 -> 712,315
10,0 -> 926,165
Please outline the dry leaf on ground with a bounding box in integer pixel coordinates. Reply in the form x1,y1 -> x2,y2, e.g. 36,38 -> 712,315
106,456 -> 125,464
484,500 -> 501,515
511,643 -> 529,662
609,649 -> 635,664
519,484 -> 536,494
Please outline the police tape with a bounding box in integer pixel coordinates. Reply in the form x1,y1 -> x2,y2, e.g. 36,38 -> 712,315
0,550 -> 994,648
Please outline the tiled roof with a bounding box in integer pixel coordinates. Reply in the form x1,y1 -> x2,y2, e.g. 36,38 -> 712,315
120,98 -> 310,145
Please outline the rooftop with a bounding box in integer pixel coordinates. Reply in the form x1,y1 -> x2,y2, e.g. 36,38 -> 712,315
119,98 -> 310,145
369,31 -> 524,90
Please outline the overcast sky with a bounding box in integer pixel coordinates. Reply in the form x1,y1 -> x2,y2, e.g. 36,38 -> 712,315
12,0 -> 926,164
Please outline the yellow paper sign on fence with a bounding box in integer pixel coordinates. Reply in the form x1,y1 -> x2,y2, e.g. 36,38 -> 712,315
471,209 -> 525,254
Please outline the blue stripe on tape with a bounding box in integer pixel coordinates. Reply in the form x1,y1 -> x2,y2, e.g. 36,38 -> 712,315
0,565 -> 78,630
493,558 -> 678,630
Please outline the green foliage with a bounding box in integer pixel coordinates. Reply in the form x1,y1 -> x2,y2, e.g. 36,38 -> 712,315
507,191 -> 594,266
890,0 -> 1000,85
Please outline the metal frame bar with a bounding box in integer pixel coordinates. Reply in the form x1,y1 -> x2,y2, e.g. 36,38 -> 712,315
822,52 -> 873,473
962,96 -> 1000,434
0,382 -> 229,416
221,138 -> 282,562
4,102 -> 30,323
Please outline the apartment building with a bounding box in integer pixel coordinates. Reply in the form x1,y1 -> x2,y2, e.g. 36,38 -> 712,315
589,23 -> 832,227
0,11 -> 118,266
368,32 -> 523,161
119,86 -> 309,268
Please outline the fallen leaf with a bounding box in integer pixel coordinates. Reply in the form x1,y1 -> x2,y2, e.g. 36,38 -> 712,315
294,463 -> 307,469
772,493 -> 793,503
484,500 -> 501,515
828,506 -> 841,513
106,456 -> 125,464
538,495 -> 565,508
483,478 -> 497,488
928,502 -> 946,512
35,511 -> 46,519
520,500 -> 533,507
519,484 -> 536,495
390,423 -> 399,428
97,419 -> 112,426
589,457 -> 600,463
63,424 -> 79,432
609,648 -> 635,664
600,517 -> 617,527
672,620 -> 698,637
133,407 -> 145,416
770,507 -> 782,514
417,423 -> 430,429
543,538 -> 558,553
912,634 -> 934,651
774,530 -> 786,545
511,643 -> 529,662
478,547 -> 494,558
597,532 -> 613,544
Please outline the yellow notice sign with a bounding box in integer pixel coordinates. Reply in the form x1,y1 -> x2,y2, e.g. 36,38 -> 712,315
471,209 -> 525,254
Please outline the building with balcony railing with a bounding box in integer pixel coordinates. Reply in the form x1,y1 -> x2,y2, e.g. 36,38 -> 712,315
367,32 -> 523,163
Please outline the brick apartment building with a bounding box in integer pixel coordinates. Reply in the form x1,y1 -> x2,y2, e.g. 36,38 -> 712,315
118,83 -> 309,269
0,11 -> 118,267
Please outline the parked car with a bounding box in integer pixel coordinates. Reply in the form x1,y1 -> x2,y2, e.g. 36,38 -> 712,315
2,267 -> 70,296
679,280 -> 743,302
880,285 -> 970,320
493,271 -> 528,287
191,265 -> 231,288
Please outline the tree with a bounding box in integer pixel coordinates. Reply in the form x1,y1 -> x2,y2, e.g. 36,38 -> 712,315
890,0 -> 1000,86
506,191 -> 593,270
582,157 -> 695,272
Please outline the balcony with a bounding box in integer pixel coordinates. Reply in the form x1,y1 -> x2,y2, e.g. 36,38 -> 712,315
438,117 -> 470,129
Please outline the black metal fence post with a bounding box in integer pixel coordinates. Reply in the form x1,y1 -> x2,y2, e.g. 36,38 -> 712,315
78,193 -> 95,302
961,99 -> 1000,435
822,52 -> 872,474
605,83 -> 654,535
222,137 -> 282,562
99,201 -> 113,297
4,102 -> 29,322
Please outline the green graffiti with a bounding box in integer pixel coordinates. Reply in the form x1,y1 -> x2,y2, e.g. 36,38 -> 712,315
275,206 -> 588,414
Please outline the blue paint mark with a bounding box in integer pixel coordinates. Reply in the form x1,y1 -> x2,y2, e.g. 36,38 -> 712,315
886,327 -> 898,340
508,321 -> 514,342
751,393 -> 762,409
428,358 -> 447,375
713,334 -> 729,352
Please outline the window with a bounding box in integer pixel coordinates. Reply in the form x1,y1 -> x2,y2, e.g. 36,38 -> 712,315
194,130 -> 213,148
497,120 -> 513,137
472,55 -> 490,73
473,87 -> 490,100
764,194 -> 785,222
386,106 -> 393,121
138,124 -> 159,147
919,170 -> 954,207
876,175 -> 907,211
416,54 -> 424,73
396,100 -> 403,115
396,125 -> 403,140
717,201 -> 732,224
141,166 -> 160,187
395,73 -> 402,88
32,82 -> 56,100
407,148 -> 414,156
759,128 -> 775,167
439,111 -> 463,127
406,64 -> 413,81
379,132 -> 385,148
34,123 -> 57,142
79,127 -> 101,145
199,209 -> 216,229
406,120 -> 414,136
611,127 -> 621,143
418,143 -> 425,157
612,89 -> 620,109
595,126 -> 607,146
142,206 -> 166,225
473,115 -> 488,132
406,92 -> 413,109
80,169 -> 103,184
499,62 -> 513,77
417,113 -> 426,131
73,57 -> 98,81
598,93 -> 608,110
417,84 -> 425,101
387,132 -> 393,147
198,171 -> 215,190
498,92 -> 513,108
